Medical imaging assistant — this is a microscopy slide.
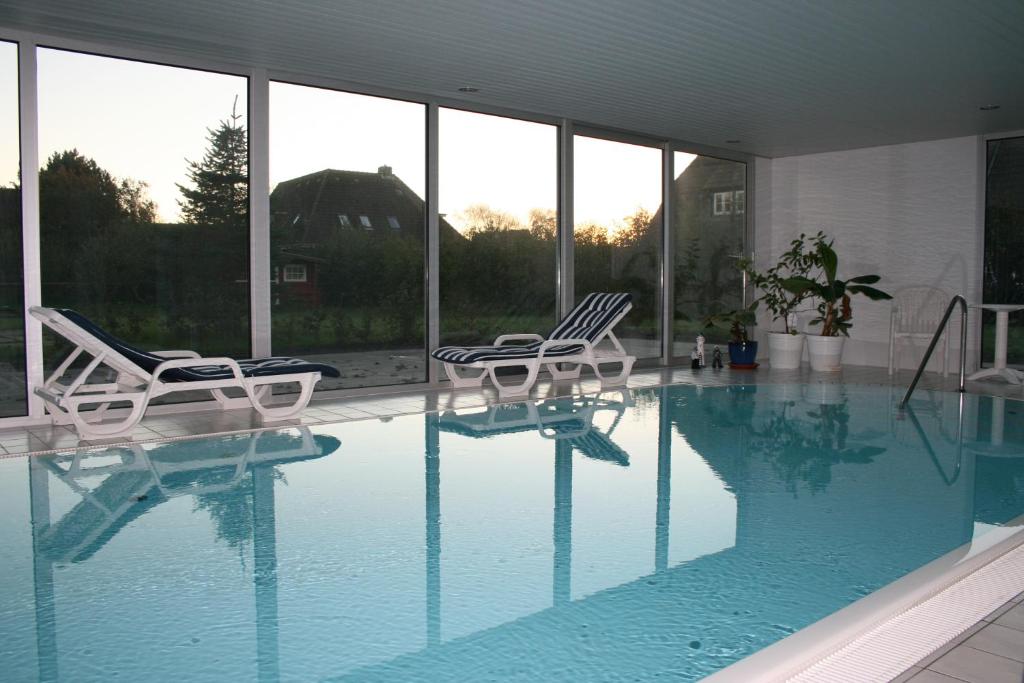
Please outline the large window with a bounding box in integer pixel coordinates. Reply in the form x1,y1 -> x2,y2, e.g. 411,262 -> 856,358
37,49 -> 250,375
0,38 -> 764,426
573,135 -> 662,359
269,82 -> 426,389
983,136 -> 1024,367
0,41 -> 24,417
439,109 -> 557,346
672,153 -> 746,354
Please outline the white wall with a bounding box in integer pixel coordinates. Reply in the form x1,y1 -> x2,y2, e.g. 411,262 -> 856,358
754,135 -> 983,370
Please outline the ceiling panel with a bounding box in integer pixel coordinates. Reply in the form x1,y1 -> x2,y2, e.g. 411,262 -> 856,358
1,0 -> 1022,157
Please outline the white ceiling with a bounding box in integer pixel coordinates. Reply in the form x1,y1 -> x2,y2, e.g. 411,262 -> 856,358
1,0 -> 1022,157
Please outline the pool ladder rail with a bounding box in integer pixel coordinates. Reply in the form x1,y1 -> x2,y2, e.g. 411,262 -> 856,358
900,295 -> 968,409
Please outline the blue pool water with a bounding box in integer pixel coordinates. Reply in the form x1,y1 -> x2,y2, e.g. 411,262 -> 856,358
0,384 -> 1022,682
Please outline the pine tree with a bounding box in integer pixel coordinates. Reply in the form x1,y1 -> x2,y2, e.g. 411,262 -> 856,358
177,97 -> 248,228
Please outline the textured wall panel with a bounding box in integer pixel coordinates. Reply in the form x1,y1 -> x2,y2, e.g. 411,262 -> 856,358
763,136 -> 981,369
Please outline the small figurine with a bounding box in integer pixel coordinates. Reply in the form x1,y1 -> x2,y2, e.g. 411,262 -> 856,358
711,346 -> 723,369
696,334 -> 706,368
690,346 -> 701,369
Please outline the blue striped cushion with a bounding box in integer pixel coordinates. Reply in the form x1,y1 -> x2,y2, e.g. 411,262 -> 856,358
432,341 -> 585,364
57,309 -> 340,381
431,292 -> 631,365
548,292 -> 632,342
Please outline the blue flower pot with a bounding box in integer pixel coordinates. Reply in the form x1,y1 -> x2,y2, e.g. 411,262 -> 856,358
728,341 -> 759,367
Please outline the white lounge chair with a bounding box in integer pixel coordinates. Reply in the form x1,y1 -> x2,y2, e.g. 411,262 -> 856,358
432,292 -> 636,396
30,306 -> 341,441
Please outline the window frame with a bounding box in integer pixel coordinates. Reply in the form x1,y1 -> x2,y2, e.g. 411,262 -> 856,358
282,263 -> 308,283
713,190 -> 733,216
0,24 -> 755,429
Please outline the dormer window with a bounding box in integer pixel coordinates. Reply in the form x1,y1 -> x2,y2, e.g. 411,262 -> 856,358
360,215 -> 372,229
337,213 -> 351,227
387,216 -> 401,230
713,192 -> 733,216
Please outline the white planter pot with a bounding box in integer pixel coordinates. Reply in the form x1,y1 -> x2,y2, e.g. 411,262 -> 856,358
807,335 -> 845,372
767,332 -> 805,370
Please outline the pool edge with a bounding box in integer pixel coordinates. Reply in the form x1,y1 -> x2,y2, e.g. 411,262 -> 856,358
703,516 -> 1024,682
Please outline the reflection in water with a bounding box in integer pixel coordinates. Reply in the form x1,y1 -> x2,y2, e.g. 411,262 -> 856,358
437,391 -> 633,465
28,428 -> 340,683
746,391 -> 886,492
11,386 -> 1024,682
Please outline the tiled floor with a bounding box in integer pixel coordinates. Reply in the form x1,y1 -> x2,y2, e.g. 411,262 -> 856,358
892,593 -> 1024,683
1,362 -> 1023,682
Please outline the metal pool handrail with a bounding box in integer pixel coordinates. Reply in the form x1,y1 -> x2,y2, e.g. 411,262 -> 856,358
900,295 -> 968,409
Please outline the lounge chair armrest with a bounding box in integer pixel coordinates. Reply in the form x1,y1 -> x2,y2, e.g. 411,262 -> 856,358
538,337 -> 593,359
152,349 -> 202,359
494,333 -> 545,346
152,356 -> 245,383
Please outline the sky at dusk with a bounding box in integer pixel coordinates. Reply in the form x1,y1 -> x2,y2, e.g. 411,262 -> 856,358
1,44 -> 697,233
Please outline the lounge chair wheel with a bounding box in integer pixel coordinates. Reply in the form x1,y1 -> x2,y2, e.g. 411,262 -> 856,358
444,363 -> 487,388
547,363 -> 582,381
594,356 -> 636,387
488,363 -> 540,397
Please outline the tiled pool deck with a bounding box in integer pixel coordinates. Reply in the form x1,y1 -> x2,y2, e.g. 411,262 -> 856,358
891,594 -> 1024,683
1,362 -> 1022,682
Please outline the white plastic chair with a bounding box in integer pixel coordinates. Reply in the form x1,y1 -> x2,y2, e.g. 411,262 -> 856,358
30,306 -> 339,440
888,286 -> 951,377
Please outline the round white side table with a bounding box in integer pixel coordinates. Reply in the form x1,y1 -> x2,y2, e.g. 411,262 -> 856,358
967,303 -> 1024,384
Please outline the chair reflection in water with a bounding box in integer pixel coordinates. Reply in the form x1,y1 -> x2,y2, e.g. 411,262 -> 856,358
437,390 -> 634,467
28,427 -> 340,682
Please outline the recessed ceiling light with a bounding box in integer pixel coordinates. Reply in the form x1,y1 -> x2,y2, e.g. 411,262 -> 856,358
458,86 -> 480,93
979,104 -> 1001,111
725,139 -> 742,144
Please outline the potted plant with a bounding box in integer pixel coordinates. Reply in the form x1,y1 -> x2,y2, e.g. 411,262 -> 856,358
782,234 -> 893,371
703,307 -> 758,367
741,232 -> 821,369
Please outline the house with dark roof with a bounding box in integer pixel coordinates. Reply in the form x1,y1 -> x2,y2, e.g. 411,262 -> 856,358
269,165 -> 462,305
608,156 -> 746,324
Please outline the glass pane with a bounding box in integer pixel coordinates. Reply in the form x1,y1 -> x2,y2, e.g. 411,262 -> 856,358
37,49 -> 250,385
983,136 -> 1024,367
269,83 -> 426,389
672,153 -> 746,356
573,135 -> 662,359
439,109 -> 557,346
0,41 -> 25,417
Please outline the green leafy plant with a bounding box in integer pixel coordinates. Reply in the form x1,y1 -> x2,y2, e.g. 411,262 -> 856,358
741,232 -> 822,334
782,234 -> 893,337
703,306 -> 756,344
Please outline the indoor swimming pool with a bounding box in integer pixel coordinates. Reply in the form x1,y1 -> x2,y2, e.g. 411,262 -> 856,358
0,383 -> 1021,681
